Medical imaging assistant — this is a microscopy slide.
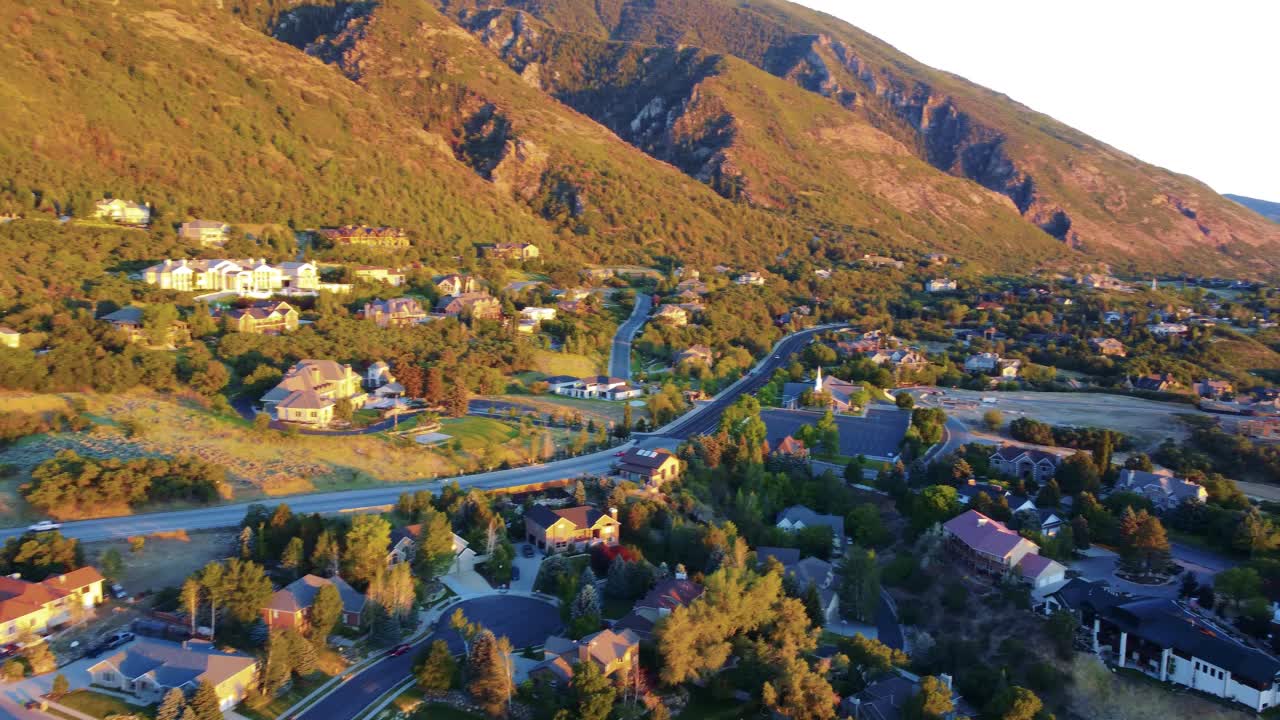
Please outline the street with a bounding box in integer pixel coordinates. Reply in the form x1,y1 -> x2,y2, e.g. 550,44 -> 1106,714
609,294 -> 652,380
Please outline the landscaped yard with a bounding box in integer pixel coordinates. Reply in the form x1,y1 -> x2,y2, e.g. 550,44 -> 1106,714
437,417 -> 519,451
531,349 -> 601,377
59,690 -> 155,719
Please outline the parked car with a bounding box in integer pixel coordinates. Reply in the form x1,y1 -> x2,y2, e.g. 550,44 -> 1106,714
388,643 -> 412,657
521,544 -> 535,558
0,644 -> 19,660
110,583 -> 128,599
98,631 -> 134,652
511,566 -> 521,582
27,520 -> 60,533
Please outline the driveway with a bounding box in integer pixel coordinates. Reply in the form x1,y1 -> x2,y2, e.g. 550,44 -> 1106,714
510,548 -> 544,593
609,294 -> 652,380
1,638 -> 136,707
1068,546 -> 1224,599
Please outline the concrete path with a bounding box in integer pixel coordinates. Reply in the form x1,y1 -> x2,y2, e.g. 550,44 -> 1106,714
609,294 -> 652,380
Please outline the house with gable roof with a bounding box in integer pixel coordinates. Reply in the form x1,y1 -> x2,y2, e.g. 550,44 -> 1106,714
942,510 -> 1065,589
776,505 -> 845,549
0,567 -> 104,640
989,445 -> 1062,483
614,570 -> 704,638
524,505 -> 620,552
757,547 -> 839,623
262,574 -> 364,631
530,628 -> 640,686
260,359 -> 367,426
615,448 -> 682,489
88,639 -> 256,710
1115,469 -> 1207,511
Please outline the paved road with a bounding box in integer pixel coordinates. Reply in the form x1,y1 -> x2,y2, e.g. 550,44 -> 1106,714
1,325 -> 841,543
299,596 -> 560,720
609,294 -> 652,380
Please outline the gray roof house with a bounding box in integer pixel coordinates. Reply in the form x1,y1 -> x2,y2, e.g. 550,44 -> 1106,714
757,546 -> 839,624
776,505 -> 845,548
1115,469 -> 1208,510
88,639 -> 257,710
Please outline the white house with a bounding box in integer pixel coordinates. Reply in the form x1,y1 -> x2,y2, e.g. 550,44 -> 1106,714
926,278 -> 957,293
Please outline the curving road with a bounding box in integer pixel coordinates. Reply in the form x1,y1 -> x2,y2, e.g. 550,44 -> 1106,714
609,293 -> 652,380
0,324 -> 840,543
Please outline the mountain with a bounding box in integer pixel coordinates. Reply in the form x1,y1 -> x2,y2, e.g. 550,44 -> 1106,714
0,0 -> 1274,276
430,0 -> 1280,275
1225,194 -> 1280,224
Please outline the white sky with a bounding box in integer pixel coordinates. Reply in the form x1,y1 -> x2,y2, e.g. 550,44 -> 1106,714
794,0 -> 1279,201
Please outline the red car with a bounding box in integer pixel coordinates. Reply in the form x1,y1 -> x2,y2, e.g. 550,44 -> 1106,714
388,643 -> 412,657
614,450 -> 626,457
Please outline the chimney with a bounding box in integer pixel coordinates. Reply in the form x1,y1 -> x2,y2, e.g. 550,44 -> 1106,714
940,673 -> 953,691
163,258 -> 172,267
675,564 -> 687,581
609,507 -> 618,519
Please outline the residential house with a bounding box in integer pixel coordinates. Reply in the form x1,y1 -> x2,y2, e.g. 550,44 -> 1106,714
0,568 -> 104,641
277,261 -> 319,292
262,574 -> 364,631
613,572 -> 704,637
997,358 -> 1022,378
841,670 -> 973,720
178,220 -> 230,246
963,353 -> 1000,374
386,525 -> 471,571
143,258 -> 317,295
1081,273 -> 1128,291
776,505 -> 845,549
989,446 -> 1061,483
1051,581 -> 1280,712
1089,338 -> 1127,357
100,306 -> 188,347
675,278 -> 709,295
551,288 -> 590,303
654,304 -> 689,327
519,306 -> 558,329
1196,379 -> 1234,399
756,547 -> 839,624
1115,469 -> 1207,510
1148,322 -> 1190,336
735,272 -> 766,286
366,361 -> 395,389
88,640 -> 257,711
675,345 -> 713,366
865,348 -> 928,374
615,448 -> 682,489
532,628 -> 640,686
261,359 -> 368,426
364,297 -> 427,328
942,510 -> 1066,589
925,278 -> 957,293
860,254 -> 904,270
435,274 -> 478,296
770,436 -> 809,460
1130,373 -> 1181,392
221,301 -> 298,334
352,266 -> 406,286
552,376 -> 643,401
524,505 -> 620,552
94,198 -> 150,225
0,327 -> 20,349
435,292 -> 501,321
318,225 -> 409,248
480,242 -> 540,261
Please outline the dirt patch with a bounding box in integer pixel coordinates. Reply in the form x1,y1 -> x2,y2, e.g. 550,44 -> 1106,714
84,529 -> 236,594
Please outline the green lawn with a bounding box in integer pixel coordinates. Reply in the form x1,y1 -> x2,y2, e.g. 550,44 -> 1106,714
681,688 -> 757,719
437,417 -> 519,451
61,690 -> 155,719
602,594 -> 634,620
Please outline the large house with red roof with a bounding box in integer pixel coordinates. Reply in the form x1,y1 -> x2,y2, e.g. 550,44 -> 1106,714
942,510 -> 1065,589
0,567 -> 104,641
261,574 -> 365,631
524,505 -> 620,552
614,571 -> 704,638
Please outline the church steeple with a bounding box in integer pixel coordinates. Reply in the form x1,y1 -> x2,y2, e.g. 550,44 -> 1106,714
815,366 -> 824,393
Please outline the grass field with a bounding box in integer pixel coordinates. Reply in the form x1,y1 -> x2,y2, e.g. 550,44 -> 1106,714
59,690 -> 155,719
531,349 -> 601,377
437,417 -> 519,451
485,394 -> 627,425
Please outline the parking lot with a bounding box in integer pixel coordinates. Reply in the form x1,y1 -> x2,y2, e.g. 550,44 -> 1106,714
761,407 -> 910,461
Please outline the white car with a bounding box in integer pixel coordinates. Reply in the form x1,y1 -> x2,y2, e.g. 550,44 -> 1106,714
27,520 -> 61,533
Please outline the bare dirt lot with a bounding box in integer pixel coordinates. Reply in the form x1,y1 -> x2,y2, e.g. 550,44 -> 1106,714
936,388 -> 1202,450
84,529 -> 236,594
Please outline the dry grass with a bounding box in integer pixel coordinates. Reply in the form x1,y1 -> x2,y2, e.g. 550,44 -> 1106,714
85,529 -> 235,593
0,389 -> 550,523
1068,655 -> 1248,720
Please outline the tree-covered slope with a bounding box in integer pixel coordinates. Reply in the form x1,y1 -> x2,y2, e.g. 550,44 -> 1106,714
434,0 -> 1280,276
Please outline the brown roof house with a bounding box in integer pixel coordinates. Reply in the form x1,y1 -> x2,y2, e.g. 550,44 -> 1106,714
435,292 -> 501,321
989,446 -> 1062,483
675,345 -> 713,367
364,297 -> 428,328
262,574 -> 364,631
179,219 -> 230,246
524,505 -> 619,552
1089,338 -> 1127,357
222,300 -> 298,334
101,306 -> 189,347
654,304 -> 689,327
318,225 -> 409,248
435,274 -> 478,296
260,359 -> 368,427
942,510 -> 1065,589
614,570 -> 704,637
0,567 -> 104,640
530,628 -> 640,686
89,639 -> 256,711
480,242 -> 540,261
615,448 -> 682,490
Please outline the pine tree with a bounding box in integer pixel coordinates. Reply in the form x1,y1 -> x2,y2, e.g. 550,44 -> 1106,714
188,681 -> 223,720
572,583 -> 601,620
263,631 -> 294,696
369,602 -> 402,647
281,537 -> 304,577
51,673 -> 70,699
571,660 -> 616,720
414,507 -> 457,581
156,687 -> 185,720
416,639 -> 458,694
238,526 -> 253,559
466,630 -> 512,717
311,530 -> 339,576
606,555 -> 628,598
425,365 -> 445,404
289,629 -> 318,676
309,583 -> 343,643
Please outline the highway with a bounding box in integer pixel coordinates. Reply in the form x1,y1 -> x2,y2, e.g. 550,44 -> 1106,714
608,293 -> 652,380
0,324 -> 839,543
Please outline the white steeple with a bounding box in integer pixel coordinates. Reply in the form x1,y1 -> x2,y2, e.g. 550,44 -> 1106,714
814,366 -> 824,393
